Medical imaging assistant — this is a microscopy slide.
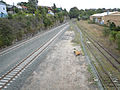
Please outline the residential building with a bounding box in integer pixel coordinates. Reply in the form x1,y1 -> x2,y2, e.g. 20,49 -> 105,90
90,12 -> 116,24
0,1 -> 8,17
48,8 -> 54,16
21,6 -> 27,10
7,5 -> 14,14
102,12 -> 120,26
16,5 -> 22,10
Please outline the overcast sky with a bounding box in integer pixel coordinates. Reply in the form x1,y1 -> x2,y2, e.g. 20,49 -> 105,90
3,0 -> 120,11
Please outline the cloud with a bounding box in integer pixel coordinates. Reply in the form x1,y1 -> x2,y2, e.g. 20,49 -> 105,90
4,0 -> 120,11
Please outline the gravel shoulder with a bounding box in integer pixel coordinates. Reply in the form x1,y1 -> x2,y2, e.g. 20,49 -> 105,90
21,30 -> 97,90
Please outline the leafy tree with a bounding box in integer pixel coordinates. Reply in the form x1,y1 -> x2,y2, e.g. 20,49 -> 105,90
63,9 -> 68,16
43,16 -> 52,27
17,2 -> 28,7
0,19 -> 14,47
28,0 -> 38,8
52,3 -> 57,14
109,22 -> 116,30
69,7 -> 80,19
116,32 -> 120,50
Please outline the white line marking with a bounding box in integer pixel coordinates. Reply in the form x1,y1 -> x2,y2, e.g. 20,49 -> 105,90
0,80 -> 8,82
7,83 -> 10,86
4,86 -> 7,88
13,69 -> 20,72
6,75 -> 13,78
9,73 -> 16,76
17,74 -> 20,76
0,82 -> 5,85
15,76 -> 18,78
3,77 -> 10,80
12,78 -> 15,80
15,68 -> 22,70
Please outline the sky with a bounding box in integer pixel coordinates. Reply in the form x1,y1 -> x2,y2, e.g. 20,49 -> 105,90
3,0 -> 120,11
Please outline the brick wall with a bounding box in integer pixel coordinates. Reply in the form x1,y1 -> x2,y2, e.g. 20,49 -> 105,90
103,15 -> 120,26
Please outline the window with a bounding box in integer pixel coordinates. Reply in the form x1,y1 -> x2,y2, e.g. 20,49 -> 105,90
3,7 -> 5,10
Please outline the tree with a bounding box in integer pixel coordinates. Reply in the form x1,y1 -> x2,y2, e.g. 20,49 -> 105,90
52,3 -> 57,14
69,7 -> 80,19
28,0 -> 38,8
17,2 -> 28,6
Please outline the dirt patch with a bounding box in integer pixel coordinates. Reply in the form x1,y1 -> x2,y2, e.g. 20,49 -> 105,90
21,31 -> 97,90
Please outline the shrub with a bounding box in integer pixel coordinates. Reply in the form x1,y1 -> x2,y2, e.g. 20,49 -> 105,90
43,16 -> 52,27
116,32 -> 120,50
103,27 -> 111,37
0,19 -> 15,47
109,31 -> 117,42
8,14 -> 13,19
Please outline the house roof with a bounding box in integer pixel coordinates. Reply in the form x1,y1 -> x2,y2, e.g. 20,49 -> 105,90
16,5 -> 22,9
92,12 -> 118,17
21,6 -> 27,9
7,5 -> 13,8
0,1 -> 6,5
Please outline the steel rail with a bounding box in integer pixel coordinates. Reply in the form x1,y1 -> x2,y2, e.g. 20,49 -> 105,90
0,25 -> 69,89
77,24 -> 120,65
77,24 -> 120,72
85,42 -> 119,89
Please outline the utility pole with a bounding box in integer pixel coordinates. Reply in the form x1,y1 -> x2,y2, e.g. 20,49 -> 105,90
35,0 -> 38,10
13,2 -> 15,14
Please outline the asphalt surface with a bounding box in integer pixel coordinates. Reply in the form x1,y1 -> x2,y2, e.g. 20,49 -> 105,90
0,22 -> 69,89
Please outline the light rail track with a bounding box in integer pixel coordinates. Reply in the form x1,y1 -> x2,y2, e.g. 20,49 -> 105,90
77,23 -> 120,65
74,23 -> 120,89
0,24 -> 69,90
85,42 -> 119,89
0,23 -> 67,56
76,23 -> 120,72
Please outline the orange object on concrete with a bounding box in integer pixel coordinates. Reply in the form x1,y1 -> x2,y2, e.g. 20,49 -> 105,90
73,48 -> 81,56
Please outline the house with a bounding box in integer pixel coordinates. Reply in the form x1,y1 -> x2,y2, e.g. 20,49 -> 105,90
7,5 -> 14,14
90,12 -> 116,25
21,6 -> 27,10
16,5 -> 22,10
0,1 -> 8,17
48,8 -> 54,16
102,12 -> 120,26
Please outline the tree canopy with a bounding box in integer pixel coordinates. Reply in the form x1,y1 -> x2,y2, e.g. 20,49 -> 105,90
69,7 -> 80,19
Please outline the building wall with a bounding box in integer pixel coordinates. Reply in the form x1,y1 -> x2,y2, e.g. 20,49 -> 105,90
90,16 -> 93,21
103,15 -> 120,26
90,16 -> 104,24
0,4 -> 8,17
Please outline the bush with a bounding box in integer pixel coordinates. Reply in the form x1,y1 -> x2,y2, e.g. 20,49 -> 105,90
0,19 -> 14,47
116,32 -> 120,50
8,14 -> 13,19
109,31 -> 117,42
103,27 -> 111,37
43,16 -> 52,27
88,20 -> 95,24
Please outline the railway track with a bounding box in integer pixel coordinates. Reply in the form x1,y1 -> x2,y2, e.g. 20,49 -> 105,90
0,23 -> 67,56
74,23 -> 120,89
85,42 -> 119,89
0,25 -> 69,90
76,23 -> 120,72
77,23 -> 120,65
